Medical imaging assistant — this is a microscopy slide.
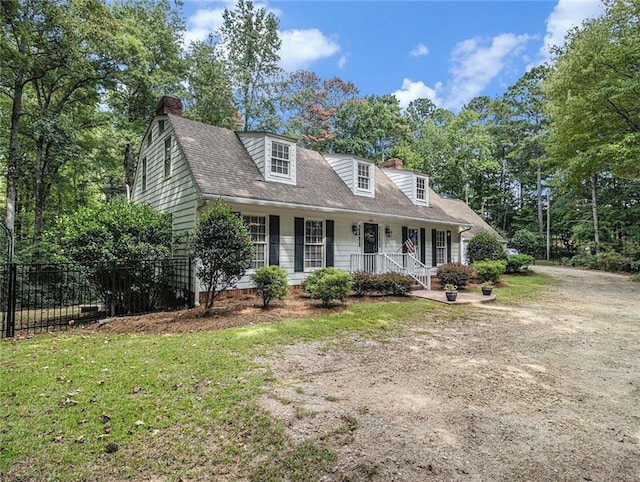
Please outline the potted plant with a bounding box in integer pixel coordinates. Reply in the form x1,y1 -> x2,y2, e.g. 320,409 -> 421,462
444,283 -> 458,302
481,281 -> 493,296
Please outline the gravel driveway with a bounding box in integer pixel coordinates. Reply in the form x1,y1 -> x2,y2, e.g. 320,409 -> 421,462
261,266 -> 640,481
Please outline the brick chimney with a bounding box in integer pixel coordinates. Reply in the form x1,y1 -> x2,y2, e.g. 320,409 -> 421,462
379,158 -> 403,170
155,95 -> 183,117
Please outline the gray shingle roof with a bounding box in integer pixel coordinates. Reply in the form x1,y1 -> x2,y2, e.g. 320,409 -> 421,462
169,114 -> 468,226
431,193 -> 506,241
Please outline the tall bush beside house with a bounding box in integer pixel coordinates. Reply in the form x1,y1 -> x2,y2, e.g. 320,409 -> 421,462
304,267 -> 352,307
192,200 -> 253,310
251,266 -> 288,308
466,232 -> 506,264
55,200 -> 173,313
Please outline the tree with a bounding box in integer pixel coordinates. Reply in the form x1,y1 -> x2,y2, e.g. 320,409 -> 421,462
191,200 -> 254,310
545,0 -> 640,253
466,232 -> 505,263
184,35 -> 239,129
218,0 -> 282,131
280,70 -> 359,149
330,95 -> 409,161
108,0 -> 186,189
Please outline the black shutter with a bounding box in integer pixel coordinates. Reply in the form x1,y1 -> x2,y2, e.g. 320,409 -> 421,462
447,230 -> 452,263
325,220 -> 334,267
401,226 -> 408,254
431,229 -> 437,267
420,228 -> 426,264
294,217 -> 304,272
269,215 -> 280,266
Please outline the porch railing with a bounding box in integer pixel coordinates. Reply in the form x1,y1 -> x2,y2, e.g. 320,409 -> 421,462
349,253 -> 433,290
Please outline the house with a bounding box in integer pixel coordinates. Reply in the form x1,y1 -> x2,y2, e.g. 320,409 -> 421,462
435,197 -> 507,263
131,96 -> 479,298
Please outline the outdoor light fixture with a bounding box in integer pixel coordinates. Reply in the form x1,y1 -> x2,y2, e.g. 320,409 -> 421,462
352,223 -> 360,236
385,226 -> 393,238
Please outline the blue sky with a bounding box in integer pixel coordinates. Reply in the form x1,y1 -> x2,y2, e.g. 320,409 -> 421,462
182,0 -> 605,111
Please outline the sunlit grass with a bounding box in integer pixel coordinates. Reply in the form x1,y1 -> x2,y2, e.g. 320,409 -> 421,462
0,277 -> 549,481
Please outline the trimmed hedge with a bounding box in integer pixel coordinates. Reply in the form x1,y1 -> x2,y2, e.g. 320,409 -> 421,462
352,272 -> 412,296
505,254 -> 535,274
437,263 -> 473,290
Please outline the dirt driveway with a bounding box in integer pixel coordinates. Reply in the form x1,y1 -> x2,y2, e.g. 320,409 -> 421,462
260,267 -> 640,481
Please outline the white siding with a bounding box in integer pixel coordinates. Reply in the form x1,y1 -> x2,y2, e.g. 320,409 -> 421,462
325,154 -> 375,198
381,168 -> 429,206
238,134 -> 266,176
132,117 -> 199,257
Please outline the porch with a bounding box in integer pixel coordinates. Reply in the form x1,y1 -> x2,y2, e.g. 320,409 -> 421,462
350,253 -> 433,290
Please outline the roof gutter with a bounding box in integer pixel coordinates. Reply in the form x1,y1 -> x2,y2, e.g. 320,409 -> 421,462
201,193 -> 471,228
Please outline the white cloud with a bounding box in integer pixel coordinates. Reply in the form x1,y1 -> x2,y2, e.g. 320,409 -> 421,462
184,8 -> 226,45
538,0 -> 605,61
279,28 -> 341,71
338,55 -> 347,69
446,33 -> 534,110
410,43 -> 429,57
393,78 -> 443,109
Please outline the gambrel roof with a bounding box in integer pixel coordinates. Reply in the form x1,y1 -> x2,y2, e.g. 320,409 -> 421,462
168,114 -> 469,227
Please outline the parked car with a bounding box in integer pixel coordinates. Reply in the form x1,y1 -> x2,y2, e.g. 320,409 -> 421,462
506,248 -> 519,255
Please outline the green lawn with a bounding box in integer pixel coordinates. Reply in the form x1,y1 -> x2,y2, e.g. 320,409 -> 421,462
0,272 -> 551,481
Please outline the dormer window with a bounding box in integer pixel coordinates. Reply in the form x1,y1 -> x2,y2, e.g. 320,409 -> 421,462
270,142 -> 290,176
416,176 -> 426,201
357,162 -> 370,191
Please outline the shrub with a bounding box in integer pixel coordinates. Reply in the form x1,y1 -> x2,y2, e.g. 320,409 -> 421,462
192,200 -> 254,309
506,254 -> 535,274
510,230 -> 539,257
251,266 -> 288,307
473,260 -> 506,284
593,252 -> 631,272
377,272 -> 413,296
352,272 -> 413,296
466,232 -> 506,263
437,263 -> 473,290
352,272 -> 377,296
304,268 -> 353,307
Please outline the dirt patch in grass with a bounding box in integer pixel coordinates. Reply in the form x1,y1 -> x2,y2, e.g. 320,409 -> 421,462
82,291 -> 407,335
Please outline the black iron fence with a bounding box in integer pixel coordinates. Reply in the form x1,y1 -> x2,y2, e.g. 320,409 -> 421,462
0,258 -> 193,338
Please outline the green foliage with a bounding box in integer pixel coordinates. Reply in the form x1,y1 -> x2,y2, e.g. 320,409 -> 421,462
466,232 -> 506,263
304,267 -> 352,307
54,200 -> 173,311
192,200 -> 254,309
352,272 -> 412,296
219,0 -> 282,131
510,230 -> 539,257
506,254 -> 535,274
437,262 -> 474,289
473,260 -> 507,284
443,283 -> 457,292
251,265 -> 288,308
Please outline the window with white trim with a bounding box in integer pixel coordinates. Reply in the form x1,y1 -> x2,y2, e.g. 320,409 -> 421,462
270,141 -> 290,176
436,230 -> 446,265
357,162 -> 370,191
416,176 -> 426,202
243,215 -> 267,269
305,220 -> 324,269
164,137 -> 172,178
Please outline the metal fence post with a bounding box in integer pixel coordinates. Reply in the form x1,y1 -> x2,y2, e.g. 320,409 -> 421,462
5,263 -> 17,337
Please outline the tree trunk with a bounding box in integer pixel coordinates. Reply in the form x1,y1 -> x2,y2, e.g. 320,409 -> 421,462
591,174 -> 600,254
123,143 -> 136,190
537,164 -> 544,238
5,78 -> 25,236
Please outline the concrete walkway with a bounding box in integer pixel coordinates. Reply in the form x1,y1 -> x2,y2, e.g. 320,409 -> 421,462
411,289 -> 496,305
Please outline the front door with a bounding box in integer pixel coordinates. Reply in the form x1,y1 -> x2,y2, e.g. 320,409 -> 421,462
363,223 -> 378,254
363,223 -> 378,273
